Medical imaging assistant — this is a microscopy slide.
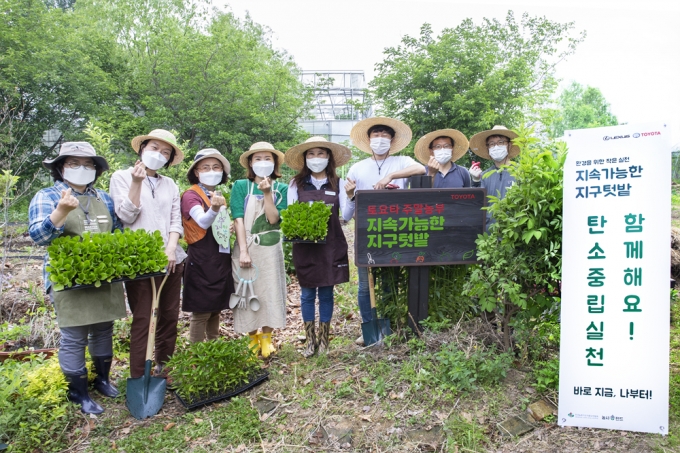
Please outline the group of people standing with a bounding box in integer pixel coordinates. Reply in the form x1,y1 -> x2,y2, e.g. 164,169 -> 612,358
27,117 -> 519,415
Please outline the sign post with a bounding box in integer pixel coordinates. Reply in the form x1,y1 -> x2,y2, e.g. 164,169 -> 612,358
559,122 -> 670,434
355,186 -> 486,333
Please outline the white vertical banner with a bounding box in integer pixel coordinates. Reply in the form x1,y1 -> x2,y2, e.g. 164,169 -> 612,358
559,122 -> 671,434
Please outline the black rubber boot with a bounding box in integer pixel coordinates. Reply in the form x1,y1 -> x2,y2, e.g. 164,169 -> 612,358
64,369 -> 104,414
317,321 -> 330,355
301,321 -> 316,358
92,356 -> 119,398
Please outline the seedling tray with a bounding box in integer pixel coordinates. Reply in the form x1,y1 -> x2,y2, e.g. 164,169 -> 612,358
174,371 -> 269,411
283,236 -> 327,244
57,271 -> 167,292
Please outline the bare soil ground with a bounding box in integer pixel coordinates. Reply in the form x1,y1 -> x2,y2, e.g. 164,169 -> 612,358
0,223 -> 675,452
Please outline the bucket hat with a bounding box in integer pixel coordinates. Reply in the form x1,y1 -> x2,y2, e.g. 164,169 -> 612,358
42,142 -> 109,171
187,148 -> 231,180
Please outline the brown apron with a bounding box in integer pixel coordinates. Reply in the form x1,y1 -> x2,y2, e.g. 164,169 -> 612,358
52,193 -> 126,328
182,191 -> 234,313
292,182 -> 349,288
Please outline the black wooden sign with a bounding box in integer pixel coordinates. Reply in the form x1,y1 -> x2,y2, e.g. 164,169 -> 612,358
355,188 -> 487,267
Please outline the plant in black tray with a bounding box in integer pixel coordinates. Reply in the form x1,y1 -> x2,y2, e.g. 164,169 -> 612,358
280,200 -> 331,242
166,337 -> 264,405
46,228 -> 168,291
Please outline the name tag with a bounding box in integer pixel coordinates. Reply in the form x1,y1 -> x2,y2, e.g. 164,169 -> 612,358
325,191 -> 336,196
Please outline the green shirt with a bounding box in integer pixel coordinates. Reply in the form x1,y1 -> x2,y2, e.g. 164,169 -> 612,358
230,179 -> 288,219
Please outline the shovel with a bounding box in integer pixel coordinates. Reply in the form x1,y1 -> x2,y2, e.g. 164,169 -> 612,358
126,274 -> 169,420
246,280 -> 260,312
361,267 -> 392,346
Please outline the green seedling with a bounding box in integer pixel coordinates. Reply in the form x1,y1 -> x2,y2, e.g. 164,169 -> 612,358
280,201 -> 332,241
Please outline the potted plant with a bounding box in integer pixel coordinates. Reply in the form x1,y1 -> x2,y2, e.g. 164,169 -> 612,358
46,228 -> 168,291
280,201 -> 332,243
166,337 -> 268,410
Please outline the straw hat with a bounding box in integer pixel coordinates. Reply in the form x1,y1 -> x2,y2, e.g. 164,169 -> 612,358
131,129 -> 184,166
238,142 -> 285,169
187,148 -> 231,179
349,117 -> 412,155
469,125 -> 520,160
413,129 -> 469,165
285,136 -> 352,171
43,142 -> 109,171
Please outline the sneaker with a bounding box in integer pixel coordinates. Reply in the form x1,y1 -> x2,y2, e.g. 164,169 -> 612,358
355,334 -> 365,346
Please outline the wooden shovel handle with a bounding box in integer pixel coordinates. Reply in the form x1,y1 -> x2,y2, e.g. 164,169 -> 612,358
145,274 -> 170,362
368,267 -> 376,310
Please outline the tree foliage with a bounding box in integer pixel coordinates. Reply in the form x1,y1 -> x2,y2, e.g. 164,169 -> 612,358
464,125 -> 565,350
370,12 -> 585,145
547,81 -> 618,138
1,0 -> 310,184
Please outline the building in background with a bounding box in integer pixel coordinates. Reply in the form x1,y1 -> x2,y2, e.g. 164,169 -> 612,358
299,70 -> 372,144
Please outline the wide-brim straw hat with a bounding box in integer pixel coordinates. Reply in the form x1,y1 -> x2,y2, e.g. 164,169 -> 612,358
350,117 -> 412,155
131,129 -> 184,166
187,148 -> 231,179
238,142 -> 285,169
469,125 -> 520,160
413,129 -> 469,165
285,136 -> 352,171
43,141 -> 109,171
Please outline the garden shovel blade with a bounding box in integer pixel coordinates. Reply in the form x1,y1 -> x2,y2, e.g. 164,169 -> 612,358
126,360 -> 166,420
126,275 -> 168,420
229,279 -> 244,309
361,268 -> 391,346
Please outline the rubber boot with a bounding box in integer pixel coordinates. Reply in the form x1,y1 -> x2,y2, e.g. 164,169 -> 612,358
92,356 -> 119,398
248,333 -> 261,355
317,321 -> 330,355
64,369 -> 104,414
260,332 -> 276,358
301,321 -> 316,358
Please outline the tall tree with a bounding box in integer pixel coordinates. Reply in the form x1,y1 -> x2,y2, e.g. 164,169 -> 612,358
78,0 -> 311,175
370,12 -> 585,146
547,81 -> 618,138
0,0 -> 123,175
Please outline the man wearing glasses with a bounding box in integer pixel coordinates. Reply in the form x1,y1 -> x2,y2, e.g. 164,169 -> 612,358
468,126 -> 520,227
413,129 -> 471,188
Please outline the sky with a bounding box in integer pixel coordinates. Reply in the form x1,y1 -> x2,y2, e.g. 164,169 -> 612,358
218,0 -> 680,147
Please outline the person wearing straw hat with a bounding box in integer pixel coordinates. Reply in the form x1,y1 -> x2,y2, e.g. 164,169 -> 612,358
344,117 -> 424,345
29,142 -> 126,414
468,125 -> 520,227
180,149 -> 234,343
285,137 -> 353,357
230,142 -> 288,358
109,129 -> 186,380
413,129 -> 471,188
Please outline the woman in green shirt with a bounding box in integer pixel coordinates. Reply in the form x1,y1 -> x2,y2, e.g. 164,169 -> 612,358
230,142 -> 288,358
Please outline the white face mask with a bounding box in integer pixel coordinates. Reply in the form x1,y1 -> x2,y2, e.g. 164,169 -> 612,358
252,161 -> 274,178
433,149 -> 452,165
142,151 -> 169,170
198,170 -> 223,187
489,145 -> 508,162
63,166 -> 96,186
306,157 -> 329,173
370,137 -> 391,155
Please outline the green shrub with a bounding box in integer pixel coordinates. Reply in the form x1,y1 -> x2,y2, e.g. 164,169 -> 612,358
166,337 -> 262,402
435,344 -> 513,393
46,228 -> 168,290
0,355 -> 74,452
533,357 -> 560,393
